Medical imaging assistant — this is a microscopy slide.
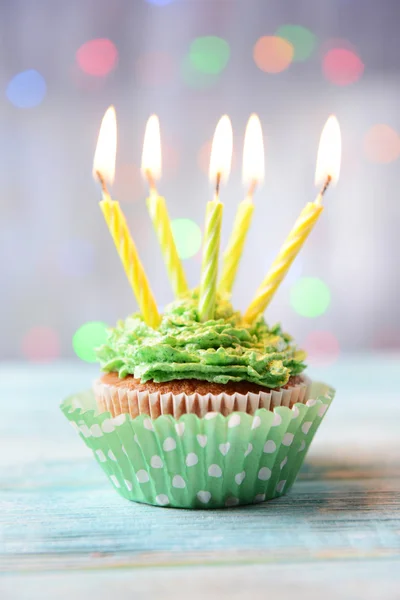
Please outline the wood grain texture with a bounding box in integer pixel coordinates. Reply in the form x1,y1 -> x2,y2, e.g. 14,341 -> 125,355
0,357 -> 399,598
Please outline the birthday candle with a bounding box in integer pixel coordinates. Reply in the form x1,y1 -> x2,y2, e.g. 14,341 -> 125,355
219,114 -> 264,296
142,116 -> 189,299
244,115 -> 341,323
94,107 -> 160,329
199,116 -> 233,321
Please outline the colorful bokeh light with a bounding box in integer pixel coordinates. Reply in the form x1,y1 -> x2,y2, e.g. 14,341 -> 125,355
21,326 -> 60,362
189,36 -> 230,75
136,52 -> 175,86
322,48 -> 364,86
73,321 -> 109,362
182,56 -> 219,88
6,69 -> 46,108
364,124 -> 400,164
275,25 -> 316,62
171,218 -> 202,260
290,277 -> 331,318
303,330 -> 340,367
253,36 -> 293,73
76,39 -> 118,77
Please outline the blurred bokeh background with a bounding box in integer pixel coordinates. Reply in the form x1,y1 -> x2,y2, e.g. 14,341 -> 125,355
1,0 -> 399,368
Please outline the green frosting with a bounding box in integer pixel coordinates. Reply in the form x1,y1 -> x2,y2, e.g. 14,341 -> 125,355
96,293 -> 306,389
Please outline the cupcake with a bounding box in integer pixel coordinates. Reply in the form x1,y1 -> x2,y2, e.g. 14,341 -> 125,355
62,109 -> 338,508
62,292 -> 334,509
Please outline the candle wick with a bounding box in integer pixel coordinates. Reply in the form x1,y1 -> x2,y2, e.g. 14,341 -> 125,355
146,169 -> 158,196
247,179 -> 257,200
215,172 -> 221,199
320,175 -> 332,197
315,175 -> 332,205
96,170 -> 110,196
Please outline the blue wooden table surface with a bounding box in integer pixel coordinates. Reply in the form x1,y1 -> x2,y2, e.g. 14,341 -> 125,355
1,355 -> 400,599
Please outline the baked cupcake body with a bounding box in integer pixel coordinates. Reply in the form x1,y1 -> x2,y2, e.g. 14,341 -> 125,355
94,293 -> 308,418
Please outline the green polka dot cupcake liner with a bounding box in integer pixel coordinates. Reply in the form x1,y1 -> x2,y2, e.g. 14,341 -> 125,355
61,381 -> 334,509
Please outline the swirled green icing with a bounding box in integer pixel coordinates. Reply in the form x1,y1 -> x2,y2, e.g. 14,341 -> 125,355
96,293 -> 306,388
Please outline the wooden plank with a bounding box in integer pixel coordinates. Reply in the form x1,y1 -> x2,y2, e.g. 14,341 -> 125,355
0,358 -> 399,583
1,561 -> 400,600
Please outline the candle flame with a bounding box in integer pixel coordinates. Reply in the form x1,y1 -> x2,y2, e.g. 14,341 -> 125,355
314,115 -> 341,187
242,114 -> 265,187
209,115 -> 233,186
93,106 -> 117,185
141,115 -> 162,182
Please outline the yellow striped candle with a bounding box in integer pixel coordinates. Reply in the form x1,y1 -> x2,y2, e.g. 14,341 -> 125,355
100,198 -> 160,328
93,106 -> 160,329
244,115 -> 341,323
219,114 -> 264,296
199,115 -> 233,321
243,201 -> 323,323
218,197 -> 254,295
142,116 -> 189,298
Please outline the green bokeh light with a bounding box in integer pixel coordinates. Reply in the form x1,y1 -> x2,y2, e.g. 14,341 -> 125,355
275,25 -> 316,62
290,277 -> 331,318
171,218 -> 202,260
181,55 -> 219,88
73,321 -> 109,362
189,36 -> 230,75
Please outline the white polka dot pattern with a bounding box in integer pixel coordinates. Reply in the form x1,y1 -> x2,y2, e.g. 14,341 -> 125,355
244,443 -> 253,457
95,449 -> 106,462
197,491 -> 211,504
263,440 -> 276,454
185,453 -> 198,467
235,471 -> 246,485
136,470 -> 150,483
196,434 -> 207,448
276,480 -> 286,493
254,493 -> 266,503
219,442 -> 230,456
175,422 -> 185,436
205,412 -> 218,420
228,415 -> 241,428
163,437 -> 176,451
143,419 -> 154,431
291,406 -> 300,419
318,404 -> 328,417
258,467 -> 271,481
208,464 -> 222,478
90,424 -> 102,438
282,433 -> 294,446
151,455 -> 163,468
156,494 -> 169,506
101,419 -> 115,433
172,475 -> 186,489
272,413 -> 282,427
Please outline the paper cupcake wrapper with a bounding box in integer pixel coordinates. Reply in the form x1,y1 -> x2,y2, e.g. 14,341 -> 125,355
61,381 -> 334,509
93,377 -> 311,419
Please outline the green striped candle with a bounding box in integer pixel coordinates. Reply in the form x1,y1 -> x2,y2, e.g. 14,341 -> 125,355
199,197 -> 223,321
